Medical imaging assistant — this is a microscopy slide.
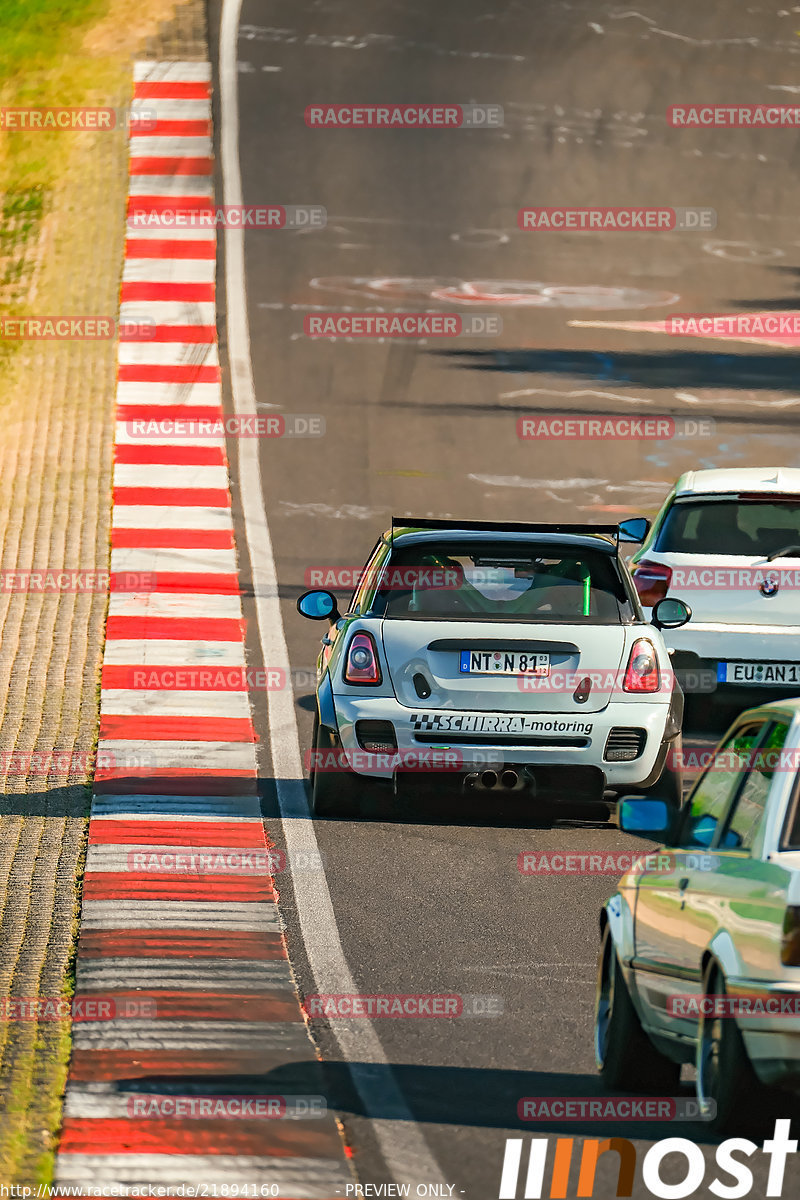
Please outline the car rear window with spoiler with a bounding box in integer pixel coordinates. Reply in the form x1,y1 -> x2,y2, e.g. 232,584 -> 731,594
369,540 -> 635,624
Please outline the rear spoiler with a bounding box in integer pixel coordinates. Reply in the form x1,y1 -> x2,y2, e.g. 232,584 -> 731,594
391,516 -> 622,543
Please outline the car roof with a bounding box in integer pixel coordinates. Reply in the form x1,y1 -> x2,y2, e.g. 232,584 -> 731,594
386,526 -> 619,555
737,697 -> 800,723
673,467 -> 800,497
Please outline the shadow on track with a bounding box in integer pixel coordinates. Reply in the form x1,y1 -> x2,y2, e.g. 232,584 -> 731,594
429,347 -> 800,394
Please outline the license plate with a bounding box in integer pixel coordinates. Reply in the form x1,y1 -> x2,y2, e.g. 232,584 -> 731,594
717,661 -> 800,686
459,650 -> 550,676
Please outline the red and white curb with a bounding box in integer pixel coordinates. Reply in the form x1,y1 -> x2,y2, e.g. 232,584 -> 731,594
55,61 -> 353,1196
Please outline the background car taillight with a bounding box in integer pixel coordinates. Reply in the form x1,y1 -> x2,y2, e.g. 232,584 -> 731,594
344,632 -> 382,685
623,639 -> 660,693
781,907 -> 800,965
631,559 -> 672,606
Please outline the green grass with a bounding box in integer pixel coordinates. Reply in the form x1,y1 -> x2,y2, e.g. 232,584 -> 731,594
0,0 -> 129,1182
0,0 -> 109,90
0,0 -> 121,196
0,0 -> 122,328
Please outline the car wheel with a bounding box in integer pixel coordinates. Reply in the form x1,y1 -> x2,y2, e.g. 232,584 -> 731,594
639,735 -> 684,807
309,714 -> 360,818
595,926 -> 681,1093
696,966 -> 770,1133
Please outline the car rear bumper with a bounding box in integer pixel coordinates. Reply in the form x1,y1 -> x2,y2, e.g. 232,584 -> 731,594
327,695 -> 672,787
657,621 -> 800,661
661,625 -> 800,705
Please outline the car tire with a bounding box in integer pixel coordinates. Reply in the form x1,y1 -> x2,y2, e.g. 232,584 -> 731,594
595,927 -> 681,1093
638,734 -> 684,807
566,801 -> 611,824
696,966 -> 771,1134
309,714 -> 360,818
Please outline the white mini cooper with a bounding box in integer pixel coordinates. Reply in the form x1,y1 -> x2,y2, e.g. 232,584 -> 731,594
297,518 -> 691,820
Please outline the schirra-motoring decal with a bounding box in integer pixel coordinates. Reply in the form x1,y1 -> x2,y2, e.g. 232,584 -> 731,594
410,713 -> 593,735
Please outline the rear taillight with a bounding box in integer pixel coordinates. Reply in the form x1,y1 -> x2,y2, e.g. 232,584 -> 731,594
781,907 -> 800,966
631,559 -> 672,607
344,632 -> 382,685
623,638 -> 660,693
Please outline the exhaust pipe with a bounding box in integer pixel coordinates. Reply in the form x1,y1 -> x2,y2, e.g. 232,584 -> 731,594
463,767 -> 536,794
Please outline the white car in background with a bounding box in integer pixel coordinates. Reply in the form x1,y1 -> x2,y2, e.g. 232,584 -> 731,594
595,698 -> 800,1132
629,468 -> 800,723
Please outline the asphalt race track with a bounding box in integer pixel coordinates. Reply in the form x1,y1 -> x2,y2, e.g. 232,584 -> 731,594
210,2 -> 800,1195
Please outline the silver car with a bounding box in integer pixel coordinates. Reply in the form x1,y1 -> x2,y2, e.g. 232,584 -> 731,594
297,518 -> 691,819
595,698 -> 800,1131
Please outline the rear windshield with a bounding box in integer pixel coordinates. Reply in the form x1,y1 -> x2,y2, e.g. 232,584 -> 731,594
655,498 -> 800,557
370,540 -> 634,623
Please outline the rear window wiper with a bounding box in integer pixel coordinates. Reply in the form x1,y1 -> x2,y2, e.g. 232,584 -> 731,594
766,544 -> 800,562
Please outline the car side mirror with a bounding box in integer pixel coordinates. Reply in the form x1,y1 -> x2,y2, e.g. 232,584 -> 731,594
618,797 -> 674,838
651,597 -> 691,630
297,589 -> 340,624
619,517 -> 650,544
